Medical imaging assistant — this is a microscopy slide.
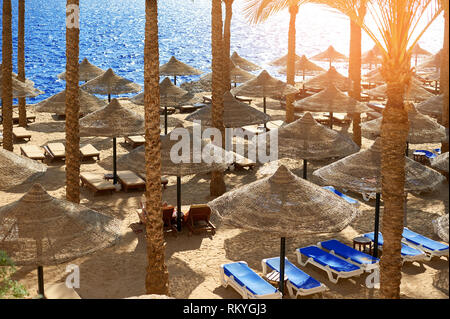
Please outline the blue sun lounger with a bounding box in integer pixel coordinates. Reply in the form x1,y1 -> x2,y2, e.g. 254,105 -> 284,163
363,232 -> 427,263
322,186 -> 360,207
219,261 -> 282,299
261,257 -> 328,298
318,239 -> 379,272
295,246 -> 364,284
401,228 -> 449,260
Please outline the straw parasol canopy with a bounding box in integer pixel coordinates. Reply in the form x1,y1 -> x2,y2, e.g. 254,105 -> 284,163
431,152 -> 449,173
35,88 -> 107,116
200,60 -> 256,86
311,45 -> 348,67
361,49 -> 382,67
361,104 -> 447,144
79,98 -> 144,138
80,68 -> 142,97
303,66 -> 350,91
416,94 -> 444,118
432,214 -> 449,243
269,53 -> 303,67
294,84 -> 372,114
159,56 -> 203,85
366,78 -> 435,101
185,91 -> 270,127
260,112 -> 359,161
208,165 -> 360,238
118,132 -> 230,177
0,73 -> 43,98
312,138 -> 446,194
0,64 -> 35,86
57,58 -> 105,82
0,183 -> 121,266
230,70 -> 298,98
0,149 -> 47,191
417,50 -> 442,72
411,43 -> 433,66
131,77 -> 189,105
230,51 -> 261,72
278,55 -> 325,79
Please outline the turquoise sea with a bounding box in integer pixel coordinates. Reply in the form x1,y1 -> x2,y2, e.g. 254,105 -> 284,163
0,0 -> 445,103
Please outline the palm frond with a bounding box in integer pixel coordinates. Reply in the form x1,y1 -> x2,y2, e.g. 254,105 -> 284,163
242,0 -> 309,24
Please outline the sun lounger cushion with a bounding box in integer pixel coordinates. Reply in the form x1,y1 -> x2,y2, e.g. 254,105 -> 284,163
320,239 -> 379,266
47,143 -> 66,157
322,186 -> 360,207
363,232 -> 425,257
298,246 -> 361,273
80,144 -> 100,157
264,257 -> 322,291
402,228 -> 449,252
13,127 -> 32,138
20,145 -> 45,160
117,170 -> 145,187
223,262 -> 278,296
80,172 -> 115,191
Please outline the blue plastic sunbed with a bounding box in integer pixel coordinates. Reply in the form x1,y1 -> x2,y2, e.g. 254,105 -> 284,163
318,239 -> 379,272
261,257 -> 328,298
322,186 -> 360,207
295,246 -> 364,284
414,150 -> 437,159
402,228 -> 449,260
219,261 -> 282,299
363,232 -> 427,263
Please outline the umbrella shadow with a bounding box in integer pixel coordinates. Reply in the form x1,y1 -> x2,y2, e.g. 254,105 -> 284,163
26,121 -> 65,134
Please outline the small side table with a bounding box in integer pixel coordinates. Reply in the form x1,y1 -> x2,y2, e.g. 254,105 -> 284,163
353,236 -> 372,255
104,173 -> 114,181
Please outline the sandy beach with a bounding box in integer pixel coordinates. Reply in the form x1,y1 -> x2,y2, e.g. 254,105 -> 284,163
1,94 -> 448,299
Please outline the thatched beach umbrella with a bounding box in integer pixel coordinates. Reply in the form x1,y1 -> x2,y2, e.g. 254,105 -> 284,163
230,70 -> 298,128
361,49 -> 382,69
79,98 -> 145,184
230,51 -> 261,72
118,133 -> 231,230
159,56 -> 203,85
200,61 -> 256,87
57,58 -> 105,82
432,214 -> 449,243
312,138 -> 446,257
431,152 -> 449,174
0,183 -> 121,298
366,78 -> 435,101
417,50 -> 441,72
303,66 -> 350,92
131,77 -> 189,134
311,45 -> 348,68
361,104 -> 447,153
80,68 -> 142,102
269,53 -> 303,67
411,43 -> 433,67
185,91 -> 270,128
0,148 -> 47,191
259,112 -> 359,179
35,88 -> 106,116
0,64 -> 34,86
293,83 -> 372,129
416,94 -> 444,121
279,55 -> 325,80
208,165 -> 360,295
0,73 -> 43,98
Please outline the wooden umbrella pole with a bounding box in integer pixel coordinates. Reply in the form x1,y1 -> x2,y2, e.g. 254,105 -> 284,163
177,176 -> 182,231
279,237 -> 286,296
373,193 -> 381,258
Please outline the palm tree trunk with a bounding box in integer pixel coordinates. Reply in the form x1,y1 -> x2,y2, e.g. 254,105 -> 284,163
65,0 -> 80,204
18,0 -> 27,128
2,0 -> 13,152
144,0 -> 169,295
380,79 -> 410,299
349,19 -> 362,147
210,0 -> 226,196
285,4 -> 298,124
223,0 -> 233,91
441,1 -> 449,153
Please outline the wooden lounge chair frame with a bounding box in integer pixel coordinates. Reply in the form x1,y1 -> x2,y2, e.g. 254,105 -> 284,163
43,144 -> 66,162
79,144 -> 100,162
162,206 -> 178,236
124,136 -> 145,148
12,128 -> 32,142
20,145 -> 46,162
184,204 -> 216,236
117,171 -> 146,192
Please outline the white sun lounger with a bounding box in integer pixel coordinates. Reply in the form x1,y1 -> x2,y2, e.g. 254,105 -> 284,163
219,261 -> 282,299
262,257 -> 328,298
296,246 -> 364,284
